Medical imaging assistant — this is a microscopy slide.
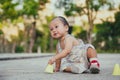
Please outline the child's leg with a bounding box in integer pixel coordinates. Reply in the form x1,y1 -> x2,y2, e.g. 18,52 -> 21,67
87,47 -> 100,74
63,67 -> 71,72
62,64 -> 86,74
87,47 -> 97,59
63,66 -> 81,74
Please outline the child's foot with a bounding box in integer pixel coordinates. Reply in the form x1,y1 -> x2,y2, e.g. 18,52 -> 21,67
89,60 -> 100,74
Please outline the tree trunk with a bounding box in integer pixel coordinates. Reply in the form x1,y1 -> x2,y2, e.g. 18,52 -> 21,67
28,21 -> 36,53
0,35 -> 3,53
86,0 -> 94,43
12,42 -> 16,53
87,22 -> 93,43
50,36 -> 53,52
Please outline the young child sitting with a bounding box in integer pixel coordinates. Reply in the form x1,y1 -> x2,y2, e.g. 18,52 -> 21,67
48,16 -> 100,74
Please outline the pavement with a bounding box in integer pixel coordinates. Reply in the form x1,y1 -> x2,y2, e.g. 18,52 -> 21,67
0,53 -> 54,60
0,53 -> 120,80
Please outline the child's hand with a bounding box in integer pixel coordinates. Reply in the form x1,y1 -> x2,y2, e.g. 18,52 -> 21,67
48,57 -> 56,64
54,68 -> 59,72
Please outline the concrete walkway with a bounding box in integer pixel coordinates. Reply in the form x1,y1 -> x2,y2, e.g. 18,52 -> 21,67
0,53 -> 120,80
0,53 -> 54,60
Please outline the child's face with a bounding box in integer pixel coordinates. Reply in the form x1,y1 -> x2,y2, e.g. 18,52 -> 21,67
49,18 -> 68,39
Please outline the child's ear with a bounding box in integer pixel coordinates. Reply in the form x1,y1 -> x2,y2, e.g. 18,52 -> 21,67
65,25 -> 69,31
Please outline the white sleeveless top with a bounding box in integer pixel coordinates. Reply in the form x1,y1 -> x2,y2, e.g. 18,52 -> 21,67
57,34 -> 87,63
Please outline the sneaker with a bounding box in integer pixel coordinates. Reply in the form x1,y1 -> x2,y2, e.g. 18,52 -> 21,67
89,60 -> 100,74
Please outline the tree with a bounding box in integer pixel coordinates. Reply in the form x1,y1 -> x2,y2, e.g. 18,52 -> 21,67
0,0 -> 19,21
0,0 -> 49,53
0,0 -> 17,53
54,0 -> 117,43
19,0 -> 50,53
94,11 -> 120,52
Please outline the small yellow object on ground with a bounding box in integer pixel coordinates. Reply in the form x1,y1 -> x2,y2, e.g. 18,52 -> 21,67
112,64 -> 120,76
44,64 -> 54,73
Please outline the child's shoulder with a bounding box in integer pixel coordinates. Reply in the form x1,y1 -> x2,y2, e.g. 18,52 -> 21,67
65,34 -> 75,41
67,34 -> 85,44
65,34 -> 74,38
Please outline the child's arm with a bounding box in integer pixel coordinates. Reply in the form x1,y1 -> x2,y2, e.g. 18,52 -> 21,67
55,59 -> 61,72
49,37 -> 73,64
54,44 -> 61,72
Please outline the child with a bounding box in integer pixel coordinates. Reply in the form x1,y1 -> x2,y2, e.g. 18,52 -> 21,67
48,16 -> 100,74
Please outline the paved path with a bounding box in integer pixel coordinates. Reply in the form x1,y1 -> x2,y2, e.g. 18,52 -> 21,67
0,53 -> 120,80
0,53 -> 53,60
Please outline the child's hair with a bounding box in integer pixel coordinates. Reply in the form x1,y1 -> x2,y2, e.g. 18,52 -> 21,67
52,16 -> 69,27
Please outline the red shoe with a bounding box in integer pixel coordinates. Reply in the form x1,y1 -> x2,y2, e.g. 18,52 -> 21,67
89,60 -> 100,74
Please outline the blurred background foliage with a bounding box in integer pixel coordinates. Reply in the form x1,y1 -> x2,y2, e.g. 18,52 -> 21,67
0,0 -> 120,53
